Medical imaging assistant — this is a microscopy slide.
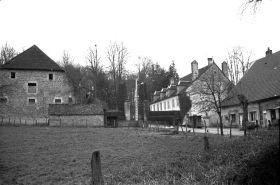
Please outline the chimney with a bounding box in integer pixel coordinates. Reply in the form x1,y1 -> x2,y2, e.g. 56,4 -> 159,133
208,58 -> 213,66
222,61 -> 228,77
169,77 -> 175,85
265,47 -> 272,56
191,60 -> 199,81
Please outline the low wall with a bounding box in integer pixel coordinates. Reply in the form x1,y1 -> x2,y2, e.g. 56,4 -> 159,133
0,117 -> 48,126
49,115 -> 104,127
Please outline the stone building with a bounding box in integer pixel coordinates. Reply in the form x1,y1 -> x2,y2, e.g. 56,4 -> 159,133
0,45 -> 74,123
150,58 -> 230,126
221,48 -> 280,127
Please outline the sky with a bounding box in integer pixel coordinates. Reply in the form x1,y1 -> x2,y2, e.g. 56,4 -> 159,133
1,0 -> 280,78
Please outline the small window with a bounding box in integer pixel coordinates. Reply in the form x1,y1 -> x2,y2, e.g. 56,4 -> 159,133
164,102 -> 166,110
49,74 -> 53,80
68,97 -> 72,103
172,99 -> 175,108
28,83 -> 37,94
55,99 -> 62,104
0,97 -> 8,103
28,98 -> 36,105
11,72 -> 16,79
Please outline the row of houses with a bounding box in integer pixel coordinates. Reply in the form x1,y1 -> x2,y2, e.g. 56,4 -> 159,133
150,48 -> 280,127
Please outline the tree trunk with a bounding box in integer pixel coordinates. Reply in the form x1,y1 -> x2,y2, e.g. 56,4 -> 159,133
218,113 -> 224,136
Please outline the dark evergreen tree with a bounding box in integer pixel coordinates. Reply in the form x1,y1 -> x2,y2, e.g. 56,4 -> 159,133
117,82 -> 127,112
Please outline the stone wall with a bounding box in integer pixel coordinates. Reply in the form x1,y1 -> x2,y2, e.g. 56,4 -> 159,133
0,70 -> 74,119
49,115 -> 104,127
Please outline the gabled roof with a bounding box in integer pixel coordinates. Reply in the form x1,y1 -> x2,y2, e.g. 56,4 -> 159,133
180,65 -> 211,81
222,50 -> 280,107
49,104 -> 104,115
151,63 -> 214,105
1,45 -> 64,72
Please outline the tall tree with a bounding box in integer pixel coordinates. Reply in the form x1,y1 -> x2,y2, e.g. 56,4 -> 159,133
0,43 -> 17,66
191,67 -> 232,136
135,56 -> 152,82
167,60 -> 179,80
225,46 -> 254,85
117,82 -> 127,112
107,42 -> 129,108
87,45 -> 102,99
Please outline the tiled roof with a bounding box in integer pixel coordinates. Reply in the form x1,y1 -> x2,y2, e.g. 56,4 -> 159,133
222,51 -> 280,107
49,104 -> 104,115
180,65 -> 211,81
1,45 -> 64,71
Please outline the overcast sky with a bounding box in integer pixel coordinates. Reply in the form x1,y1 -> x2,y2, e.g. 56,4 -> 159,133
1,0 -> 279,77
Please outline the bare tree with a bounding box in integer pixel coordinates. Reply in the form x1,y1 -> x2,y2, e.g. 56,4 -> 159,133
241,0 -> 262,14
87,45 -> 102,100
0,43 -> 17,66
191,67 -> 232,136
225,46 -> 254,85
135,56 -> 152,82
106,42 -> 129,109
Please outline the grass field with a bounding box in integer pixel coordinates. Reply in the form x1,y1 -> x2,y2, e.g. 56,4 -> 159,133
0,126 -> 278,184
0,126 -> 228,185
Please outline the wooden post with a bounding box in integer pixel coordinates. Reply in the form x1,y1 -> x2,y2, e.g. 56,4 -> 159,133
91,151 -> 104,185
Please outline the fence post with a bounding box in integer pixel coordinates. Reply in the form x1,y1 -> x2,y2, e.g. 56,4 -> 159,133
91,151 -> 104,185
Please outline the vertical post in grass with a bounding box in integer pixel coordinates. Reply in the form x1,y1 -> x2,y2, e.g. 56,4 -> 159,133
91,151 -> 104,185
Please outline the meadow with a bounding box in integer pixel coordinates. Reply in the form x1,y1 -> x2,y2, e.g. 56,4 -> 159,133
0,126 -> 278,184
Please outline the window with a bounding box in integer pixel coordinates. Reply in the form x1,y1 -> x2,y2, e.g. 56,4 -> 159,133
28,98 -> 36,105
11,72 -> 16,79
250,111 -> 256,121
167,101 -> 170,109
28,83 -> 37,94
0,97 -> 8,103
164,102 -> 166,110
176,98 -> 179,107
153,105 -> 155,111
230,114 -> 236,123
55,99 -> 62,104
160,103 -> 162,110
68,97 -> 72,103
172,99 -> 175,108
49,74 -> 53,80
157,104 -> 159,111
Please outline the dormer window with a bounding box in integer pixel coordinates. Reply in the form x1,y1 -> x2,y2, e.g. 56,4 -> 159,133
49,74 -> 53,80
11,72 -> 16,79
